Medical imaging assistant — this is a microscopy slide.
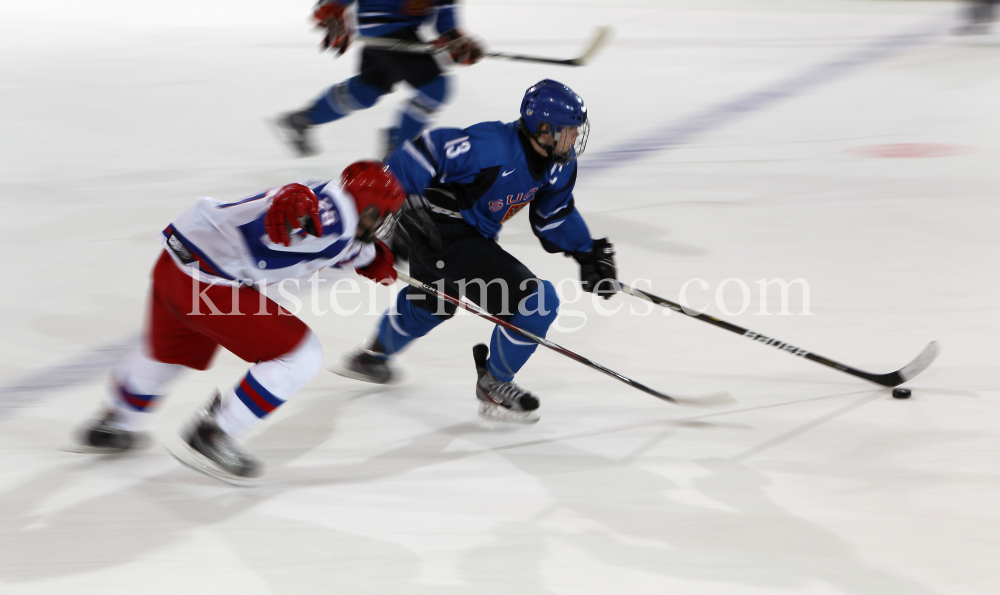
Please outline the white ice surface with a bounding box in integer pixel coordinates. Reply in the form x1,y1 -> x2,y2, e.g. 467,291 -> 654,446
1,0 -> 998,593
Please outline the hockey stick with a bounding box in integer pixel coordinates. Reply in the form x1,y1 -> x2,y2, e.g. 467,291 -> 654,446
621,284 -> 939,387
397,273 -> 733,407
361,26 -> 613,67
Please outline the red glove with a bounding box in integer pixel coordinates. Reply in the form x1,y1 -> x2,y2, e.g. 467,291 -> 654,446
432,29 -> 483,65
313,1 -> 351,56
264,183 -> 323,247
356,239 -> 397,285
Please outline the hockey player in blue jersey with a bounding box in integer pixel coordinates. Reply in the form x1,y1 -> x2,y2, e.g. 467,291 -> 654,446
336,79 -> 619,423
276,0 -> 483,157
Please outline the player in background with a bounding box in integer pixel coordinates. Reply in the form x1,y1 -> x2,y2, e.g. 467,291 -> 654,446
955,0 -> 998,34
276,0 -> 483,158
71,162 -> 405,484
335,79 -> 619,424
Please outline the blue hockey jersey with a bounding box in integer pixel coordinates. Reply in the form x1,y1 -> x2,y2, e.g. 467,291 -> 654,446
386,121 -> 594,254
335,0 -> 457,38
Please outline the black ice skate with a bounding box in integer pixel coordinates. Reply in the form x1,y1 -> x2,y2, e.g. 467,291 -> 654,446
955,4 -> 995,34
333,338 -> 397,384
954,21 -> 991,35
167,393 -> 262,487
64,410 -> 149,454
275,111 -> 317,157
472,344 -> 540,424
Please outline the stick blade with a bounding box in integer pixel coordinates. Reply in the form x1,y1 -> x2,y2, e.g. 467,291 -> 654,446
569,26 -> 614,66
670,391 -> 737,408
863,340 -> 940,387
896,340 -> 940,384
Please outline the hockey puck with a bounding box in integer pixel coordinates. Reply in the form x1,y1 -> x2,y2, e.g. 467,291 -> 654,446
892,388 -> 911,399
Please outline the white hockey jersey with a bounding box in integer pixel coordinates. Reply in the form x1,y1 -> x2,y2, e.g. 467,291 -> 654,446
159,180 -> 376,287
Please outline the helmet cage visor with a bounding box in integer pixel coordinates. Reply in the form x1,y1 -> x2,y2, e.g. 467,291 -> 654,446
356,204 -> 401,244
530,119 -> 590,166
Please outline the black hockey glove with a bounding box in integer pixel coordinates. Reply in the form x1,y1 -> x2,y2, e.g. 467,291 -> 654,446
393,194 -> 443,260
572,238 -> 619,299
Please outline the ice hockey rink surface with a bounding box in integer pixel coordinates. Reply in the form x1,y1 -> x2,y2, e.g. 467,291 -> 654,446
1,0 -> 998,593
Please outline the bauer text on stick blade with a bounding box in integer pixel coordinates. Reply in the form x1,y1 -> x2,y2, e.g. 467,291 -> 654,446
621,283 -> 939,387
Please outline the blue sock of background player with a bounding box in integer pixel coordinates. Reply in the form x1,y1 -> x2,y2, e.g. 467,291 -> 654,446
275,0 -> 480,157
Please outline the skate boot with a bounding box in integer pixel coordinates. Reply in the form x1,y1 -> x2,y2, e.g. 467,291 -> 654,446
67,410 -> 148,454
472,344 -> 540,424
275,111 -> 317,157
168,393 -> 262,486
334,338 -> 397,384
955,21 -> 990,35
955,6 -> 994,34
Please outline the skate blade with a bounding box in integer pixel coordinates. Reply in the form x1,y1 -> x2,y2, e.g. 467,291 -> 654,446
328,361 -> 400,385
165,442 -> 260,488
59,434 -> 152,454
477,401 -> 540,425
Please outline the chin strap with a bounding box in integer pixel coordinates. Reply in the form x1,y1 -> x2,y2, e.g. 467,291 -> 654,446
518,121 -> 558,170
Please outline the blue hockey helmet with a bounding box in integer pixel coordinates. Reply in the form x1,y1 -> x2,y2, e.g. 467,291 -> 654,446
519,79 -> 590,165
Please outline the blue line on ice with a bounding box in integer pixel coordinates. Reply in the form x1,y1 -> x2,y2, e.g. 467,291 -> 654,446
581,20 -> 946,174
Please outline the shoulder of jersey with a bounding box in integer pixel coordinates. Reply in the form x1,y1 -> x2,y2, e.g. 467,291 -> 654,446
465,120 -> 517,142
464,121 -> 521,165
310,180 -> 332,197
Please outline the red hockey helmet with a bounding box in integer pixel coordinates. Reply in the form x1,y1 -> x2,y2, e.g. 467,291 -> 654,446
341,160 -> 406,243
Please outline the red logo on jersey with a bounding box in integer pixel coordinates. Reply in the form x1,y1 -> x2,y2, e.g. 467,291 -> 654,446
488,199 -> 504,212
505,187 -> 538,206
501,203 -> 528,223
499,187 -> 537,222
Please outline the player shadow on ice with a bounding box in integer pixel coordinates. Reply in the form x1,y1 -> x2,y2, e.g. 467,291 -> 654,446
0,385 -> 541,583
0,386 -> 381,581
454,432 -> 942,595
0,386 -> 944,591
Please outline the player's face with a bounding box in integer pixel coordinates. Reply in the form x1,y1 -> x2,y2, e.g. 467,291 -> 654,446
355,204 -> 399,244
552,125 -> 580,156
356,205 -> 382,243
531,121 -> 588,164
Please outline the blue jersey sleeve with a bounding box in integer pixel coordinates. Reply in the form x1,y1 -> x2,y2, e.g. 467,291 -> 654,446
386,128 -> 500,232
528,164 -> 593,253
385,129 -> 481,193
387,121 -> 591,244
434,0 -> 457,33
352,0 -> 455,38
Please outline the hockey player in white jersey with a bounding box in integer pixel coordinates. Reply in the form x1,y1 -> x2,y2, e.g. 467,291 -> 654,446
70,161 -> 405,485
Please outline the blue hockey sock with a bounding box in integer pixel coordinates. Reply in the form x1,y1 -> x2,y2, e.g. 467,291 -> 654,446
487,281 -> 559,382
396,76 -> 449,145
376,289 -> 447,357
306,77 -> 385,125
